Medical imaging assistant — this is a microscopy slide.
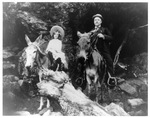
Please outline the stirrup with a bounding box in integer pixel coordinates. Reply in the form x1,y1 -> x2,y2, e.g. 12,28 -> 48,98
107,72 -> 117,86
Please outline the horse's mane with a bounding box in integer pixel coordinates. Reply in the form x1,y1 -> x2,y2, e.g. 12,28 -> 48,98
32,39 -> 49,56
38,40 -> 49,53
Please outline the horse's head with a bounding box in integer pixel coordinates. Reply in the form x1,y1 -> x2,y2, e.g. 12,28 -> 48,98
77,31 -> 91,61
24,34 -> 43,69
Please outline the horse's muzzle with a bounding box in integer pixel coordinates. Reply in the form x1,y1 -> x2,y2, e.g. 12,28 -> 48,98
77,50 -> 87,61
77,56 -> 85,64
25,66 -> 32,76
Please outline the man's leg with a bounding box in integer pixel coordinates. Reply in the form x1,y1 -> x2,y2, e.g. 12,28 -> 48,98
101,51 -> 114,76
101,51 -> 118,87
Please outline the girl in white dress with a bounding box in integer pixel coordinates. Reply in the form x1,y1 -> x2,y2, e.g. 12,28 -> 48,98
46,25 -> 68,70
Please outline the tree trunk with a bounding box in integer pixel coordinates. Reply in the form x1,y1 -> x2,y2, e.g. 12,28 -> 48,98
37,69 -> 129,116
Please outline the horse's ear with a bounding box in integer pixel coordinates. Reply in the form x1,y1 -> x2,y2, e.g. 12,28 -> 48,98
77,31 -> 82,37
25,35 -> 32,45
35,34 -> 42,43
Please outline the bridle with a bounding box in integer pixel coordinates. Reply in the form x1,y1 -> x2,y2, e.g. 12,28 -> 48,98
24,42 -> 48,76
28,43 -> 46,56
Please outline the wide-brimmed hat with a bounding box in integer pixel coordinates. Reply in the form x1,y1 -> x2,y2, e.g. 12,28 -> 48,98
50,25 -> 65,39
92,14 -> 103,20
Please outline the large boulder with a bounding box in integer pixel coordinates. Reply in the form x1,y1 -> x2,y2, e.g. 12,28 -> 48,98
105,103 -> 129,116
131,53 -> 147,73
127,98 -> 145,108
118,82 -> 137,96
3,61 -> 15,70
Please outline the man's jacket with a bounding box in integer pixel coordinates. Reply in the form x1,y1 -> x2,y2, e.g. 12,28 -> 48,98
89,27 -> 113,53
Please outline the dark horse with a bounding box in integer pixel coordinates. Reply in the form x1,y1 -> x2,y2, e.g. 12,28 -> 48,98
76,31 -> 108,102
18,34 -> 53,110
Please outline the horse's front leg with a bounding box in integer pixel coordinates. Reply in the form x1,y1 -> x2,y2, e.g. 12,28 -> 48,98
46,99 -> 50,108
87,84 -> 91,97
94,75 -> 99,102
95,86 -> 99,102
38,71 -> 44,110
38,97 -> 50,110
86,74 -> 91,97
38,97 -> 44,110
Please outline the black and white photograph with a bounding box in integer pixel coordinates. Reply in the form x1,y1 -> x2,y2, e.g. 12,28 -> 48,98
2,1 -> 148,116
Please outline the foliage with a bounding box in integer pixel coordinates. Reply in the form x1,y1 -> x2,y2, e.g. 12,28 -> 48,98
3,2 -> 148,56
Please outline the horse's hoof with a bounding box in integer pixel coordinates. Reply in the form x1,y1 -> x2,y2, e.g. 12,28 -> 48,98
77,87 -> 82,91
37,106 -> 43,111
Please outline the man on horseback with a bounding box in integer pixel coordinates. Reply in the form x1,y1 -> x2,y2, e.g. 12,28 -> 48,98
45,25 -> 68,71
89,14 -> 115,78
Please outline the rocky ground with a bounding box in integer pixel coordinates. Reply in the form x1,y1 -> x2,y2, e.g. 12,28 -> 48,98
3,46 -> 148,116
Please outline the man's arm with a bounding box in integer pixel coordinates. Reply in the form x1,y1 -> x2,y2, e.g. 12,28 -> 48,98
97,28 -> 113,41
103,28 -> 113,41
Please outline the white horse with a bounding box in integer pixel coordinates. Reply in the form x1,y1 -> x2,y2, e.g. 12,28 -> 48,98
24,34 -> 51,110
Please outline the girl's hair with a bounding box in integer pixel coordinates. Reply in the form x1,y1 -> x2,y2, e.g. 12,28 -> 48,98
52,31 -> 61,39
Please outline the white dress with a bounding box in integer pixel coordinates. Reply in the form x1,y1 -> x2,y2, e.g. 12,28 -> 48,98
46,38 -> 67,68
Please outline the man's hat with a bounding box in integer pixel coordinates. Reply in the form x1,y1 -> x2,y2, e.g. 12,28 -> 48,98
50,25 -> 65,39
92,14 -> 103,20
